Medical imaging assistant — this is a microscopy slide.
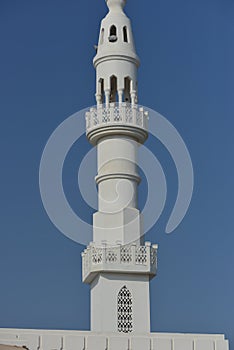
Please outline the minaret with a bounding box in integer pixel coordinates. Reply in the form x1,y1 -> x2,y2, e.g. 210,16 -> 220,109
82,0 -> 158,334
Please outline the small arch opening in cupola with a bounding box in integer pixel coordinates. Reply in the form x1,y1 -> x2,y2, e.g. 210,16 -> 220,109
109,25 -> 117,42
123,26 -> 128,43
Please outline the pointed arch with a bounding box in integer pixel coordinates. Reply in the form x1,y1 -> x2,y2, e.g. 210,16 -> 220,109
117,285 -> 133,333
110,75 -> 118,103
124,77 -> 131,103
98,78 -> 104,103
110,25 -> 117,36
123,26 -> 128,43
109,25 -> 117,42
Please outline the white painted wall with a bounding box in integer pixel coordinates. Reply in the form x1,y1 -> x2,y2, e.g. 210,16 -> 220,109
0,329 -> 229,350
90,273 -> 150,333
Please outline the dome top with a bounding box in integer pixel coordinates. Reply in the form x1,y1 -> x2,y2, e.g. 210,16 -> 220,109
106,0 -> 126,12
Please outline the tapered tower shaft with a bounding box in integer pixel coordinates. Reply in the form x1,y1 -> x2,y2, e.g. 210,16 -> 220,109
82,0 -> 157,334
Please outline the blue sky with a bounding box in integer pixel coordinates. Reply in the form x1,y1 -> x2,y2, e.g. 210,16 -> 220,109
0,0 -> 234,347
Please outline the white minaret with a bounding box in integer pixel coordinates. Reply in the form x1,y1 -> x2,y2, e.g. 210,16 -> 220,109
0,1 -> 229,349
82,0 -> 158,334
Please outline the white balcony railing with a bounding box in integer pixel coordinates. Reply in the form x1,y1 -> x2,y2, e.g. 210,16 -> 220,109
86,103 -> 149,134
82,242 -> 157,283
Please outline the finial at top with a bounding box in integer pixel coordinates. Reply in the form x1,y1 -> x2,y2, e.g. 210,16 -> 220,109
106,0 -> 126,12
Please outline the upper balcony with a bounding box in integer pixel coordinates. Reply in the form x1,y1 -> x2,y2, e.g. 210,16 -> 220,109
86,103 -> 149,145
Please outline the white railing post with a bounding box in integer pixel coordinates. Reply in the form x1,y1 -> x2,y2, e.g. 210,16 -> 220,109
88,244 -> 93,269
145,242 -> 151,268
132,104 -> 137,125
117,243 -> 121,264
131,243 -> 136,266
97,104 -> 102,125
144,110 -> 149,129
139,107 -> 144,127
121,103 -> 126,124
110,103 -> 114,123
101,241 -> 107,263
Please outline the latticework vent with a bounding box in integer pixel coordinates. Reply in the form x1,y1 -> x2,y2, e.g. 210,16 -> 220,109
117,286 -> 133,333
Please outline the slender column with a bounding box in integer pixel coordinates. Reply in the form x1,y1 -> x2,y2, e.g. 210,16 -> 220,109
96,93 -> 102,105
105,89 -> 110,106
131,90 -> 137,105
118,89 -> 124,104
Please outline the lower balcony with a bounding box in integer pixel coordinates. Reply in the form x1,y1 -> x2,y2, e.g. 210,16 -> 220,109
82,242 -> 158,284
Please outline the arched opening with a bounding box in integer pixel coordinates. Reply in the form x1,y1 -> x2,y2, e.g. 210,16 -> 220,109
110,75 -> 118,103
123,26 -> 128,43
124,77 -> 131,102
117,286 -> 133,333
109,25 -> 117,43
100,28 -> 104,45
98,78 -> 104,104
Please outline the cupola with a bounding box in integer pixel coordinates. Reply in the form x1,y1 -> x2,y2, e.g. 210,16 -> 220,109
94,0 -> 140,105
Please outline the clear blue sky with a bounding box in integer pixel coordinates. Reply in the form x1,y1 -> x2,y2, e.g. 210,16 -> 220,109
0,0 -> 234,347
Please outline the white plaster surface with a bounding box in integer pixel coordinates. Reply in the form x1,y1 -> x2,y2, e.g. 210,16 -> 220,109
0,329 -> 229,350
93,208 -> 142,246
90,273 -> 150,333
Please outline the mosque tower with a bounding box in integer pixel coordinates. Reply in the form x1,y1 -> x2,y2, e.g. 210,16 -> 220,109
82,0 -> 158,334
0,1 -> 229,348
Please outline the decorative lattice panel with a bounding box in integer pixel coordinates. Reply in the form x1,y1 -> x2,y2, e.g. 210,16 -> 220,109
102,108 -> 110,123
114,106 -> 122,122
106,249 -> 118,263
117,286 -> 133,333
136,109 -> 142,126
92,247 -> 103,264
125,106 -> 133,123
135,246 -> 147,264
120,246 -> 132,263
93,110 -> 99,125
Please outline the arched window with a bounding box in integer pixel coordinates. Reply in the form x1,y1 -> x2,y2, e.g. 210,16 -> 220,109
109,25 -> 117,42
110,75 -> 117,103
98,78 -> 104,103
100,28 -> 104,45
123,26 -> 128,43
117,286 -> 133,333
124,77 -> 131,102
